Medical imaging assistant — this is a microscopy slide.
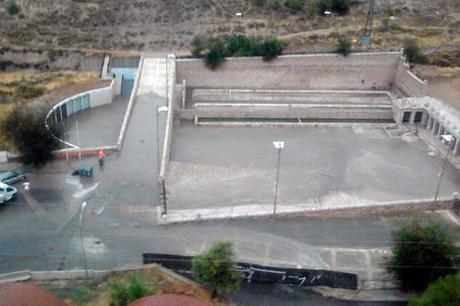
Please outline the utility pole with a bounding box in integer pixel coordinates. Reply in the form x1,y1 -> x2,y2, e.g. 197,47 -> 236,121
363,0 -> 375,46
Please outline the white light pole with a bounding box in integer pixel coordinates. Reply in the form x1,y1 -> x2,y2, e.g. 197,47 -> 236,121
435,135 -> 453,201
235,12 -> 242,48
272,141 -> 284,218
79,201 -> 88,278
156,106 -> 169,174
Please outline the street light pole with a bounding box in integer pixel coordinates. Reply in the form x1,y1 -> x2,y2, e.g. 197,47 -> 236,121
272,141 -> 284,218
435,135 -> 453,201
79,201 -> 89,278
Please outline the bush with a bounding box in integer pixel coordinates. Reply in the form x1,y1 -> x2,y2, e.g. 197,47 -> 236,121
108,274 -> 157,306
204,38 -> 227,70
403,39 -> 426,64
0,107 -> 62,167
335,36 -> 352,56
316,0 -> 350,15
259,37 -> 284,61
285,0 -> 305,13
192,241 -> 242,298
409,275 -> 460,306
197,35 -> 284,69
332,0 -> 350,15
191,36 -> 207,57
268,0 -> 282,11
386,220 -> 459,291
16,85 -> 44,99
4,0 -> 20,15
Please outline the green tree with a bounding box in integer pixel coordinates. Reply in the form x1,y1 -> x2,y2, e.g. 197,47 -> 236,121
259,37 -> 284,61
204,37 -> 227,69
0,107 -> 62,167
192,241 -> 242,298
403,39 -> 426,64
4,0 -> 20,15
285,0 -> 305,13
409,275 -> 460,306
335,35 -> 352,56
386,220 -> 459,291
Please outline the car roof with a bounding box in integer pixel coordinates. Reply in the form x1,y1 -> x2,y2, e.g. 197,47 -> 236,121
0,182 -> 12,188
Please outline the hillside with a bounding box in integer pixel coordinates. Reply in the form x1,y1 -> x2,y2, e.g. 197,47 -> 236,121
0,0 -> 458,55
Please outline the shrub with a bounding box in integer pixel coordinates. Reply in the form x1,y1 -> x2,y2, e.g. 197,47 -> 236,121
403,39 -> 426,64
108,274 -> 157,306
386,220 -> 459,291
192,241 -> 242,298
16,85 -> 44,99
285,0 -> 305,13
268,0 -> 282,11
251,0 -> 266,7
409,275 -> 460,306
316,0 -> 349,15
259,37 -> 284,61
204,38 -> 227,69
4,0 -> 20,15
1,107 -> 62,167
332,0 -> 350,15
335,36 -> 352,56
191,36 -> 207,57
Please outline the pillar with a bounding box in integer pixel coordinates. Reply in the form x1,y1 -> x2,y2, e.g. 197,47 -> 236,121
454,139 -> 460,155
437,126 -> 444,139
409,111 -> 416,124
421,113 -> 429,126
432,121 -> 438,135
427,116 -> 432,130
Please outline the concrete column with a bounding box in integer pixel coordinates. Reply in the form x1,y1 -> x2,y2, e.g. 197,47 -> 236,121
409,111 -> 416,124
437,126 -> 444,139
432,121 -> 438,134
454,139 -> 460,155
421,113 -> 429,126
427,116 -> 432,129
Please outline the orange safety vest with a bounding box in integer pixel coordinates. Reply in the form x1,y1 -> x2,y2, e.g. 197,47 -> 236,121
98,151 -> 105,160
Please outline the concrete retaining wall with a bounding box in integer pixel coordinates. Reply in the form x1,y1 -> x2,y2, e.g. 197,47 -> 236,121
394,58 -> 427,97
176,52 -> 401,90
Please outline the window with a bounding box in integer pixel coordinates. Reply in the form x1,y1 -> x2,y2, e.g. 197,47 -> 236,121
402,111 -> 411,123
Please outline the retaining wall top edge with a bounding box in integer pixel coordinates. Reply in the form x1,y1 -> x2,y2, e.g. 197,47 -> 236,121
176,52 -> 402,62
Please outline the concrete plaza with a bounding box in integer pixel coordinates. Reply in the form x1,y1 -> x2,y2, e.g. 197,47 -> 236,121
167,124 -> 460,210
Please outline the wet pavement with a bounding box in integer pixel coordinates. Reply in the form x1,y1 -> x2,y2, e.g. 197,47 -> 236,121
168,124 -> 460,209
63,94 -> 130,148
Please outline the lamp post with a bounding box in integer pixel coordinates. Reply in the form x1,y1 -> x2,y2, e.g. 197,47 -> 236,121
235,12 -> 242,49
272,141 -> 284,218
156,106 -> 169,175
434,135 -> 453,201
79,201 -> 88,278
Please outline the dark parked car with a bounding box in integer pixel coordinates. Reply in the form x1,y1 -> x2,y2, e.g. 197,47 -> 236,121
0,171 -> 26,184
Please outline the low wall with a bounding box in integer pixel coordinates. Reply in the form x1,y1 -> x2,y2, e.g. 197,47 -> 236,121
159,55 -> 176,180
176,52 -> 401,90
116,56 -> 144,149
394,57 -> 427,97
143,253 -> 358,290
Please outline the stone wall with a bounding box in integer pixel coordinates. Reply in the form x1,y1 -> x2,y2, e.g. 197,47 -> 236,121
176,52 -> 401,91
394,59 -> 427,97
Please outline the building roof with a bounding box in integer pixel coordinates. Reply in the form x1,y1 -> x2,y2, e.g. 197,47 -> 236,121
0,283 -> 67,306
128,293 -> 213,306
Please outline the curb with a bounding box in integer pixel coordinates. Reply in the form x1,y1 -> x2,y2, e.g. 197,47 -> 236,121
311,287 -> 411,302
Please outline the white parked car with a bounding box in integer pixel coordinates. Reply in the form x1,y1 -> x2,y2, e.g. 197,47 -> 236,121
0,182 -> 17,204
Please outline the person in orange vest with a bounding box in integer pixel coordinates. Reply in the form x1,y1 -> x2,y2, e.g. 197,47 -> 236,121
98,149 -> 105,166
